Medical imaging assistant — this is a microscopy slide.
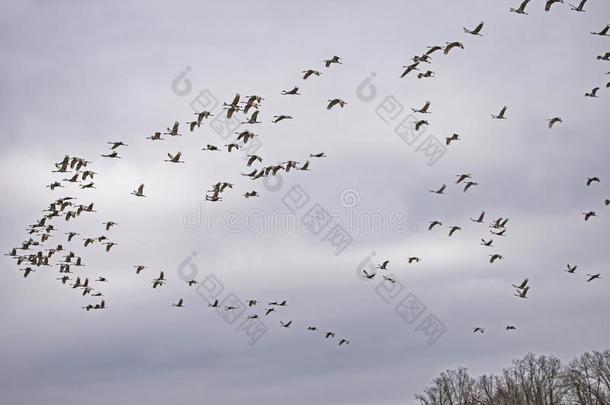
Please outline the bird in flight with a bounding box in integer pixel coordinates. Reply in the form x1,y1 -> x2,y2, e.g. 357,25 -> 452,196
463,181 -> 478,192
586,273 -> 601,282
376,260 -> 390,270
481,239 -> 494,247
586,177 -> 600,186
107,141 -> 127,149
172,298 -> 184,308
445,133 -> 460,145
585,87 -> 599,98
324,56 -> 342,68
512,278 -> 529,290
597,52 -> 610,61
165,152 -> 184,163
131,184 -> 146,197
327,98 -> 347,110
569,0 -> 587,11
362,269 -> 376,279
302,69 -> 321,80
456,174 -> 472,184
444,42 -> 464,55
412,101 -> 431,114
492,106 -> 508,119
152,271 -> 166,289
464,21 -> 484,36
547,117 -> 562,128
515,286 -> 530,299
430,184 -> 447,194
146,132 -> 164,141
471,211 -> 485,223
489,254 -> 503,264
401,62 -> 419,78
448,226 -> 461,237
281,86 -> 300,96
429,221 -> 442,230
272,115 -> 293,123
164,121 -> 181,137
545,0 -> 564,12
510,0 -> 531,14
591,24 -> 609,36
566,264 -> 577,274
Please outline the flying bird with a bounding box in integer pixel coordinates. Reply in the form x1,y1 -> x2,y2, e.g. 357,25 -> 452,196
327,99 -> 347,110
456,174 -> 472,184
490,254 -> 503,263
401,62 -> 420,78
586,273 -> 601,282
281,86 -> 300,95
545,0 -> 564,12
515,286 -> 530,298
444,42 -> 464,55
362,269 -> 376,279
569,0 -> 587,11
428,221 -> 442,230
272,115 -> 293,123
585,87 -> 600,98
302,69 -> 321,80
492,106 -> 508,119
471,211 -> 485,223
324,56 -> 342,68
411,101 -> 431,114
586,177 -> 600,186
512,278 -> 529,290
597,52 -> 610,61
509,0 -> 530,15
430,184 -> 447,194
131,184 -> 146,197
591,25 -> 609,36
481,239 -> 494,247
165,152 -> 184,163
376,260 -> 390,270
448,226 -> 461,236
547,117 -> 562,128
146,132 -> 164,141
463,182 -> 478,192
446,134 -> 460,145
164,121 -> 181,136
464,21 -> 484,36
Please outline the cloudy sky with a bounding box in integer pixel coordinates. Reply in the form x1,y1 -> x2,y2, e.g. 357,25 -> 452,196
1,1 -> 609,404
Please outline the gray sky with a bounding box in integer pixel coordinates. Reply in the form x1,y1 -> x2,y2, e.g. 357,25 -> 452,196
1,1 -> 609,404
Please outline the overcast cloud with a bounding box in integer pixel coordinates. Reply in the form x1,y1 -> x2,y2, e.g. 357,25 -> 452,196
1,1 -> 609,404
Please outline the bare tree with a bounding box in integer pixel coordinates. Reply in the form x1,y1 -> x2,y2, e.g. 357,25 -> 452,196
563,350 -> 610,405
415,350 -> 610,405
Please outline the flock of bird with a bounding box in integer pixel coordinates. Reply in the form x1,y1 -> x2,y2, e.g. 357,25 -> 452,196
5,54 -> 355,346
5,2 -> 608,345
361,3 -> 607,335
